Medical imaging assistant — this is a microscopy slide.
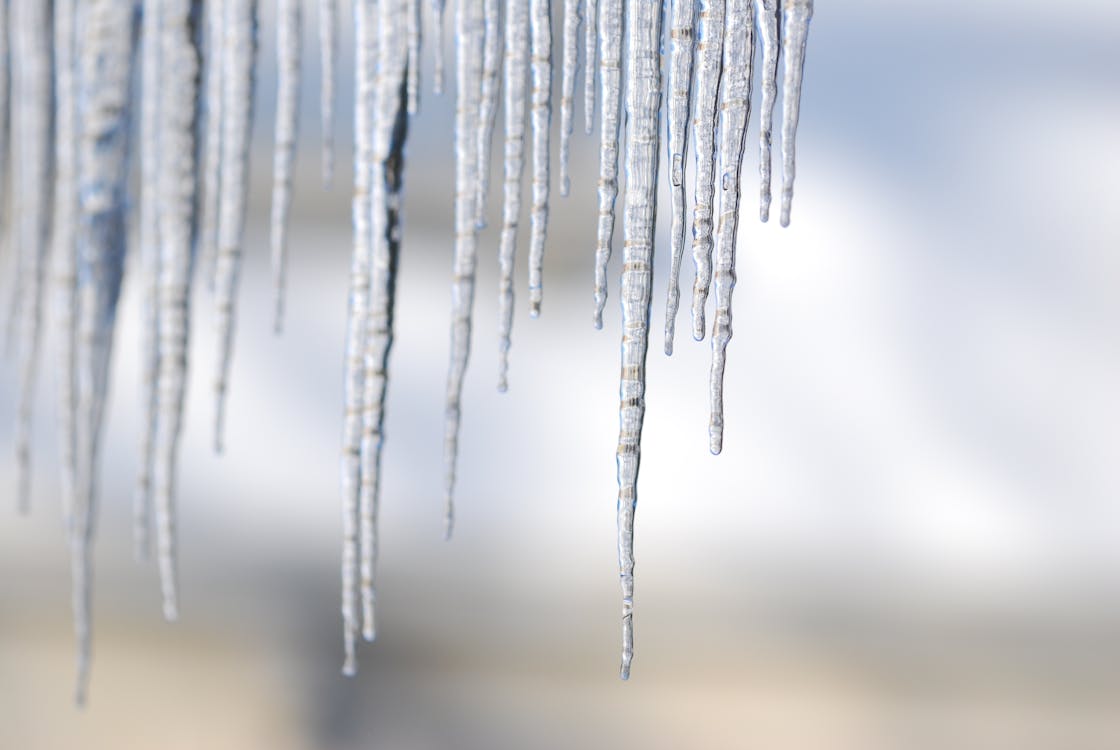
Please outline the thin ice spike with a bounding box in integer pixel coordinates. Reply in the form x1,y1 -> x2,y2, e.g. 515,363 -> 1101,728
199,0 -> 225,291
688,0 -> 724,341
755,0 -> 777,222
558,0 -> 580,196
407,0 -> 421,114
526,0 -> 550,316
590,0 -> 621,329
708,0 -> 753,455
662,0 -> 696,355
497,0 -> 529,392
270,0 -> 302,334
319,0 -> 337,186
616,0 -> 661,681
582,0 -> 595,134
779,0 -> 812,227
432,0 -> 446,94
0,0 -> 8,223
475,0 -> 502,226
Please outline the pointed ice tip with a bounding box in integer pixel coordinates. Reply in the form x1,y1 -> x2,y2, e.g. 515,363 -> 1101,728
163,601 -> 179,622
497,379 -> 508,394
593,310 -> 603,330
362,626 -> 376,643
780,204 -> 792,228
709,434 -> 723,456
529,302 -> 541,318
560,178 -> 570,197
341,658 -> 357,677
760,205 -> 770,223
620,662 -> 631,680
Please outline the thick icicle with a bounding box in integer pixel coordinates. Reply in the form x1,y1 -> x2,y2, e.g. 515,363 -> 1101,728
72,0 -> 137,704
407,0 -> 421,114
496,0 -> 529,392
198,0 -> 225,291
443,0 -> 485,538
432,0 -> 446,94
755,0 -> 777,222
661,0 -> 696,355
359,0 -> 410,644
558,0 -> 580,196
319,0 -> 336,186
341,0 -> 376,676
12,0 -> 55,514
211,0 -> 258,454
526,0 -> 550,316
616,0 -> 661,681
688,0 -> 724,341
582,0 -> 595,134
474,0 -> 502,226
779,0 -> 812,227
708,0 -> 752,455
590,0 -> 621,328
270,0 -> 302,334
135,0 -> 162,562
153,0 -> 201,632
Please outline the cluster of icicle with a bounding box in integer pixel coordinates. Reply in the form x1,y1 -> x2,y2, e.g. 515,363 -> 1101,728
0,0 -> 813,700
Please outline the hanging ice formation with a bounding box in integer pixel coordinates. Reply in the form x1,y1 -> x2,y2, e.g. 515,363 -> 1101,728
1,0 -> 815,697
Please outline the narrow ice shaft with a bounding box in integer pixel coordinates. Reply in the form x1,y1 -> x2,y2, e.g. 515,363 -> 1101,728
558,0 -> 580,196
443,0 -> 485,538
12,0 -> 55,514
153,0 -> 201,635
319,0 -> 337,186
474,0 -> 502,226
432,0 -> 447,94
199,0 -> 225,291
616,0 -> 661,682
779,0 -> 812,227
582,0 -> 595,134
73,0 -> 137,703
662,0 -> 696,355
270,0 -> 302,334
341,0 -> 376,676
0,1 -> 8,223
708,0 -> 753,455
407,0 -> 421,114
688,0 -> 724,341
359,0 -> 411,643
526,0 -> 551,316
590,0 -> 622,329
212,0 -> 258,455
497,0 -> 529,392
755,0 -> 778,222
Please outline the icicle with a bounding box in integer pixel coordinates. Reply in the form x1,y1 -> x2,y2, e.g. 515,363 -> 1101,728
708,0 -> 752,455
443,0 -> 485,538
496,0 -> 528,392
270,0 -> 302,334
688,0 -> 724,341
590,0 -> 621,329
474,0 -> 501,226
582,0 -> 595,134
779,0 -> 812,228
212,0 -> 258,455
616,0 -> 661,682
135,0 -> 162,562
661,0 -> 695,355
72,0 -> 138,704
526,0 -> 551,317
12,0 -> 55,515
0,0 -> 8,245
198,0 -> 225,291
153,0 -> 201,633
755,0 -> 777,222
407,0 -> 421,114
341,0 -> 376,676
432,0 -> 446,94
558,0 -> 579,196
319,0 -> 336,186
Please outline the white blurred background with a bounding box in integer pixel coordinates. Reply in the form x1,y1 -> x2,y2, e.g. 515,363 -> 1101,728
3,1 -> 1120,747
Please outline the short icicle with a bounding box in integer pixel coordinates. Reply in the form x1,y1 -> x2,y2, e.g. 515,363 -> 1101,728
662,0 -> 696,355
270,0 -> 302,334
616,0 -> 662,681
708,0 -> 753,455
199,0 -> 225,291
496,0 -> 529,392
688,0 -> 725,341
558,0 -> 580,196
319,0 -> 337,186
582,0 -> 595,134
526,0 -> 551,317
755,0 -> 778,222
442,0 -> 485,538
778,0 -> 813,227
474,0 -> 502,226
590,0 -> 622,329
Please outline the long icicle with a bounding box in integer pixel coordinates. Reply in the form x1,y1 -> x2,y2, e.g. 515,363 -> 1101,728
496,0 -> 529,392
616,0 -> 661,681
406,0 -> 421,114
558,0 -> 579,196
779,0 -> 812,227
359,0 -> 411,644
135,0 -> 163,562
270,0 -> 302,334
341,0 -> 376,676
198,0 -> 225,291
755,0 -> 778,222
443,0 -> 484,538
688,0 -> 724,341
526,0 -> 550,316
212,0 -> 258,455
661,0 -> 696,355
582,0 -> 595,134
590,0 -> 621,329
708,0 -> 753,455
153,0 -> 201,637
474,0 -> 502,226
432,0 -> 446,94
72,0 -> 137,704
0,0 -> 7,219
12,0 -> 55,515
319,0 -> 336,186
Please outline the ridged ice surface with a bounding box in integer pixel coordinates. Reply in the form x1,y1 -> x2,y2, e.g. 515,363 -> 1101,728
755,0 -> 778,222
779,0 -> 813,227
526,0 -> 552,316
270,0 -> 302,334
319,0 -> 337,185
475,0 -> 503,225
590,0 -> 621,329
559,0 -> 581,196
